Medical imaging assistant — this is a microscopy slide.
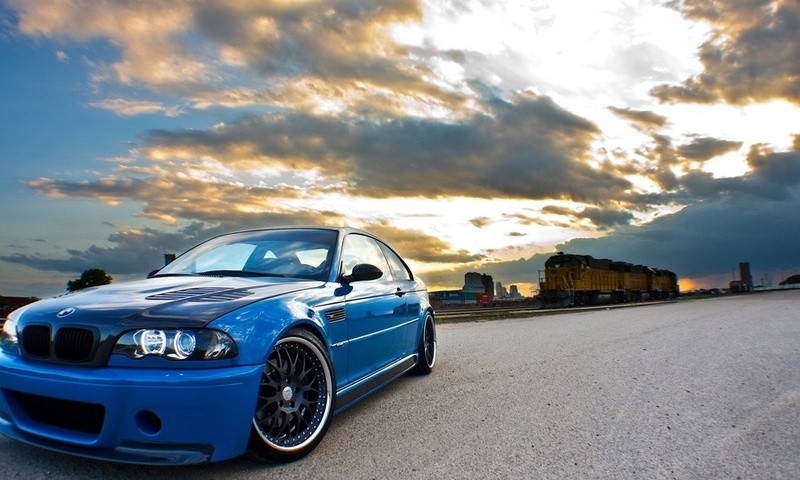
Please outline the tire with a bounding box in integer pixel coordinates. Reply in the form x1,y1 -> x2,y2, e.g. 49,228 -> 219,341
412,312 -> 436,375
246,329 -> 334,463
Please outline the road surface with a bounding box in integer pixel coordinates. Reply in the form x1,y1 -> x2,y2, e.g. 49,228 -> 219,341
2,290 -> 798,479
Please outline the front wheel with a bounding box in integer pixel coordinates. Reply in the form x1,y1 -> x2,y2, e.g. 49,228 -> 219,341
247,329 -> 334,463
412,312 -> 436,375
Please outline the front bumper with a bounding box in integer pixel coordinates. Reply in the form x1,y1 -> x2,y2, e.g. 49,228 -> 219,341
0,352 -> 264,464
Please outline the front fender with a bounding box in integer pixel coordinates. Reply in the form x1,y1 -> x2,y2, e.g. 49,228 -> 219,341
210,299 -> 331,366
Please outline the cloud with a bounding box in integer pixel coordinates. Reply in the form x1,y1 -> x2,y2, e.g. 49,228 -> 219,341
541,205 -> 634,230
0,219 -> 487,279
610,107 -> 668,130
0,226 -> 208,276
457,185 -> 800,291
558,191 -> 800,278
90,98 -> 183,117
469,217 -> 491,228
653,0 -> 800,105
6,0 -> 800,296
11,0 -> 728,232
677,136 -> 743,161
8,0 -> 454,113
27,172 -> 343,226
128,91 -> 617,202
362,221 -> 488,264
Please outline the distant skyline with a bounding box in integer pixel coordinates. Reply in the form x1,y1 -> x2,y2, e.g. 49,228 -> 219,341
1,0 -> 799,298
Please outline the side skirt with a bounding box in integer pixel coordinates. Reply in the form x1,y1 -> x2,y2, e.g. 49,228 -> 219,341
334,354 -> 416,415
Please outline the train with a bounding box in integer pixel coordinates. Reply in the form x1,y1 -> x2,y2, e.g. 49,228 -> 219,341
537,252 -> 678,308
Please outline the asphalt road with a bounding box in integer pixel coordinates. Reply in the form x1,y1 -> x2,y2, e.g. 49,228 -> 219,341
2,290 -> 798,479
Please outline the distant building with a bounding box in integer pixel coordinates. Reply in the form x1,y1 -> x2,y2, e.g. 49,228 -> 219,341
0,296 -> 38,316
481,274 -> 494,298
739,262 -> 753,291
495,281 -> 508,298
463,272 -> 494,297
463,272 -> 485,293
509,285 -> 521,299
730,262 -> 753,293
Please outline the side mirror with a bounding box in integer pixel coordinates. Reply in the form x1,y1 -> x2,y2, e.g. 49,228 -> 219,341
341,263 -> 383,283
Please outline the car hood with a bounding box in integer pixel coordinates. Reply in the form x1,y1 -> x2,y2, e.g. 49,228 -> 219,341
15,276 -> 325,329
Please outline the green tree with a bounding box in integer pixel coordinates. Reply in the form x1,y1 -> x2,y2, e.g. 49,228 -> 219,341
67,269 -> 112,292
779,274 -> 800,286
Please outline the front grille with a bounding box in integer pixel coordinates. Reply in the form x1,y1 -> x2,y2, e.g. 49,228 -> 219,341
20,325 -> 98,364
20,325 -> 50,358
54,327 -> 96,362
11,391 -> 105,435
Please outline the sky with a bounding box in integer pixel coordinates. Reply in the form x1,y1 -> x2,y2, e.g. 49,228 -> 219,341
1,0 -> 799,299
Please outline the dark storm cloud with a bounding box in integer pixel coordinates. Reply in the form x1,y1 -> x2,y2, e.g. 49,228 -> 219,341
0,226 -> 211,277
745,140 -> 800,197
622,136 -> 800,207
141,90 -> 626,204
678,137 -> 743,161
555,191 -> 800,279
676,139 -> 800,201
458,140 -> 800,289
541,205 -> 634,229
624,133 -> 683,193
609,107 -> 668,129
472,187 -> 800,289
31,82 -> 651,237
654,0 -> 800,105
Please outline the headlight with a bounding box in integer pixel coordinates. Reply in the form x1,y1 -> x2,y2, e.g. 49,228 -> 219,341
114,329 -> 237,360
0,317 -> 19,356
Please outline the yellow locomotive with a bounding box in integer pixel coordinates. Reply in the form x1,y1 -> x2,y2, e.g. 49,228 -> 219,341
537,252 -> 678,308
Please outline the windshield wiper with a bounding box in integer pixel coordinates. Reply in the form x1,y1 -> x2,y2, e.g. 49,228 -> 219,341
197,270 -> 286,278
149,272 -> 199,278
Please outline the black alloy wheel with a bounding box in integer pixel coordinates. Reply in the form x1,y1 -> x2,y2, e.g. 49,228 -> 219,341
413,312 -> 436,375
247,329 -> 333,463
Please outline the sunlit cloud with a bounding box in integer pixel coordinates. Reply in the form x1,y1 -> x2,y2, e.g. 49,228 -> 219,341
90,98 -> 183,117
652,0 -> 800,105
2,0 -> 800,297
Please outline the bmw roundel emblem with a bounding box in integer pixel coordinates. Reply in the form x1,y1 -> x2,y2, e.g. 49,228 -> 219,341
56,307 -> 76,318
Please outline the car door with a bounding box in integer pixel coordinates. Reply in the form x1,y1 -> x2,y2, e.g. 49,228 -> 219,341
340,233 -> 408,384
379,241 -> 424,350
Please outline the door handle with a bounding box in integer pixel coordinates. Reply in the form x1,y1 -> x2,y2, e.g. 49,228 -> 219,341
395,288 -> 406,297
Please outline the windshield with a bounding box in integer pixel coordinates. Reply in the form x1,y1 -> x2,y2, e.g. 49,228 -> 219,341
156,229 -> 338,281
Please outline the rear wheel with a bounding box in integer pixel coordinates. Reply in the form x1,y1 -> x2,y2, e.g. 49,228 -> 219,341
412,312 -> 436,375
247,329 -> 334,463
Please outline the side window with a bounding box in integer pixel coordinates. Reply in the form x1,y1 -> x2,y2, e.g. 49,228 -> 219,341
341,234 -> 392,281
380,244 -> 412,281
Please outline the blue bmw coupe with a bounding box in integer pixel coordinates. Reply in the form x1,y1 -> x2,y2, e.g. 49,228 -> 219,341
0,227 -> 437,464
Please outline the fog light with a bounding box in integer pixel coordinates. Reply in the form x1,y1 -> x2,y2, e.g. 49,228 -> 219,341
135,410 -> 162,435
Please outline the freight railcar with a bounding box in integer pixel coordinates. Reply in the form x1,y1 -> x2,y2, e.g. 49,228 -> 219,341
537,252 -> 678,308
